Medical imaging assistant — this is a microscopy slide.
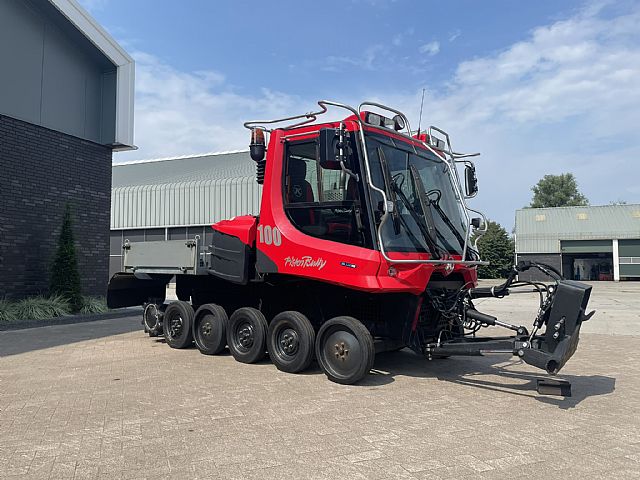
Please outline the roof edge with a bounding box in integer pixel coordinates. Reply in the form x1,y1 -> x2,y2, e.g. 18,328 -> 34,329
113,149 -> 250,166
516,204 -> 640,213
48,0 -> 133,65
48,0 -> 135,149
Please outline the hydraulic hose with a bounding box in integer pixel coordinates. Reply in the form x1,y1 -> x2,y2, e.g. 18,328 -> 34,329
469,268 -> 518,299
469,259 -> 563,299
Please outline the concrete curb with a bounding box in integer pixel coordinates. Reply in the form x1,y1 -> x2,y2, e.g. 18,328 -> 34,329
0,307 -> 142,332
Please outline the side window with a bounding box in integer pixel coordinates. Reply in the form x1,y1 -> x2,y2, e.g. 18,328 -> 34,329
285,143 -> 319,204
283,140 -> 364,246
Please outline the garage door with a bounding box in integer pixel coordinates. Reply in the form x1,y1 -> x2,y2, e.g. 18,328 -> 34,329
560,239 -> 612,253
619,239 -> 640,277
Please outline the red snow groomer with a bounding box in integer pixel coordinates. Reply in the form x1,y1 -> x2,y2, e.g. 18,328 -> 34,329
108,101 -> 594,388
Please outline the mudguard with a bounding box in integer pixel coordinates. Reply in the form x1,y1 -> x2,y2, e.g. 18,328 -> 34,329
106,273 -> 171,308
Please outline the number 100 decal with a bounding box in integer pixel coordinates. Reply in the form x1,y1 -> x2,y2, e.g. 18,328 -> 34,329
257,225 -> 282,246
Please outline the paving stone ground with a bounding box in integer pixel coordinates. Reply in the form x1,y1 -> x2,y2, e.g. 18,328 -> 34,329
1,284 -> 639,479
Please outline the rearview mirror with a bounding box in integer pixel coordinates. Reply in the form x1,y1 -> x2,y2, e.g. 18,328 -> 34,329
318,128 -> 343,170
318,127 -> 359,181
464,164 -> 478,197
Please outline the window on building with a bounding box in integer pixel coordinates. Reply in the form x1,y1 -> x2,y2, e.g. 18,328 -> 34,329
187,226 -> 206,240
123,229 -> 144,243
167,227 -> 187,240
144,228 -> 165,241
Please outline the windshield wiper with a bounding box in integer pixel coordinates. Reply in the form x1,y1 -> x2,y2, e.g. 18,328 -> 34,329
408,165 -> 442,252
386,169 -> 440,260
378,147 -> 440,258
377,146 -> 401,234
424,189 -> 467,255
393,185 -> 441,260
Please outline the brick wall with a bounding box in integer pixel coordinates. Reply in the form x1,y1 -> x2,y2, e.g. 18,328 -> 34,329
0,114 -> 112,299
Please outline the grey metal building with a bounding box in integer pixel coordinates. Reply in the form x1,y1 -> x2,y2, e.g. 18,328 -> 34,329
515,205 -> 640,282
110,151 -> 261,277
0,0 -> 135,298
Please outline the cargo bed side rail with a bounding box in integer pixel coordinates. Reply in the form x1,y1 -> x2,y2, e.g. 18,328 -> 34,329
122,236 -> 206,275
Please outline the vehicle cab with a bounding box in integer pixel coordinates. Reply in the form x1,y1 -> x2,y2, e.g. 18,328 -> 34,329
236,101 -> 487,295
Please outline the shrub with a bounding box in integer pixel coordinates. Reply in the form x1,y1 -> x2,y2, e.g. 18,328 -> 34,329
50,203 -> 83,312
80,296 -> 108,314
11,295 -> 71,321
473,220 -> 515,279
0,298 -> 18,323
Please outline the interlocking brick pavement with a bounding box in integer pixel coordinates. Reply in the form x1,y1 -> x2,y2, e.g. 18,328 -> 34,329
1,312 -> 639,479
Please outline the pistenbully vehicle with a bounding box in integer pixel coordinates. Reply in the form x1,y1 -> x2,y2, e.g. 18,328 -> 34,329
107,100 -> 594,386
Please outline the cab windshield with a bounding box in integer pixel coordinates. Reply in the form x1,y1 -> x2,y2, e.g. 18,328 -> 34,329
365,132 -> 468,256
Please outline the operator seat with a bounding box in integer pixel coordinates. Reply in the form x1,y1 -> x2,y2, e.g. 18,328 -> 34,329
286,158 -> 321,233
287,158 -> 314,204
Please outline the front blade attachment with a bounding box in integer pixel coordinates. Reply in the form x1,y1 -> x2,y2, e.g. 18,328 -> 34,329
521,280 -> 592,374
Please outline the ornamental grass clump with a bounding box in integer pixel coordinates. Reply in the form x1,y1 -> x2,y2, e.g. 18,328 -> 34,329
11,295 -> 71,321
0,298 -> 18,323
80,296 -> 108,314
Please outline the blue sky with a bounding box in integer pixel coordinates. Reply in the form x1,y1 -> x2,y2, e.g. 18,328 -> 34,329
82,0 -> 640,228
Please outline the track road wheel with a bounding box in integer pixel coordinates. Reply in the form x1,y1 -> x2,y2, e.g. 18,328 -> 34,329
143,303 -> 161,337
162,301 -> 194,349
316,316 -> 375,385
227,307 -> 267,364
193,304 -> 228,355
267,311 -> 315,373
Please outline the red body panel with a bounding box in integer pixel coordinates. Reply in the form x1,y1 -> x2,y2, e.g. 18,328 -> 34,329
212,215 -> 257,246
211,119 -> 478,296
256,127 -> 383,291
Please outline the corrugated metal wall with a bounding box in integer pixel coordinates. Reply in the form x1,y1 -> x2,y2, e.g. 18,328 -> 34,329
111,151 -> 262,229
515,205 -> 640,253
111,177 -> 262,229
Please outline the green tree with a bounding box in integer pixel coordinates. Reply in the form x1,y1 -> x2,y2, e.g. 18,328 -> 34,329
474,220 -> 514,279
530,173 -> 588,208
50,203 -> 82,312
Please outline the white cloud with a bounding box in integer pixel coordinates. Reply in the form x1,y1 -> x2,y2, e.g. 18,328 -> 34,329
372,3 -> 640,224
115,3 -> 640,225
115,52 -> 303,161
419,41 -> 440,56
321,45 -> 388,72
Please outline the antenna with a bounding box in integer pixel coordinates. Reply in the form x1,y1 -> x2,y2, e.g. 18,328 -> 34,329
417,88 -> 426,135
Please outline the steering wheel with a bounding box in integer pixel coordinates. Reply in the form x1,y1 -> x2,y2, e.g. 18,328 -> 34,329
392,172 -> 405,190
426,189 -> 442,204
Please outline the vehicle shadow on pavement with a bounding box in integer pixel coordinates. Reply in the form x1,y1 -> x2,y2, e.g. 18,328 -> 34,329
0,316 -> 141,357
362,350 -> 615,408
438,366 -> 616,409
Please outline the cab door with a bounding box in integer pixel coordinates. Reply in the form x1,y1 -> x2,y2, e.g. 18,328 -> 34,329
256,126 -> 381,291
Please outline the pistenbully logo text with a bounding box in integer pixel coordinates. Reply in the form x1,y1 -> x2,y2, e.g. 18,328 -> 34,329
284,256 -> 327,270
